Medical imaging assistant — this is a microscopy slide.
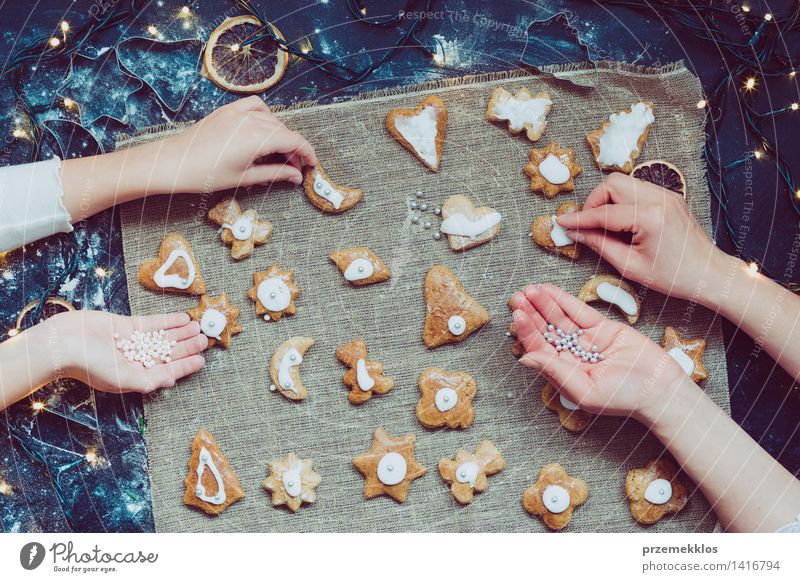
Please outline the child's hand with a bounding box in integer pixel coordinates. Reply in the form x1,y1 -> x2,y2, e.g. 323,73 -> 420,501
49,310 -> 207,394
509,284 -> 690,422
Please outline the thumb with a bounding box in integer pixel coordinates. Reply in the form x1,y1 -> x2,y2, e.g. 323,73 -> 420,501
243,163 -> 303,186
221,95 -> 270,113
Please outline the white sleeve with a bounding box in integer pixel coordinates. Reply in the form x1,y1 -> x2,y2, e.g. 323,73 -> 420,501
0,157 -> 74,253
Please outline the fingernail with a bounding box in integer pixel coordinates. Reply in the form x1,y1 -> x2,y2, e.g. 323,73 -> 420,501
512,310 -> 525,323
524,284 -> 539,295
291,175 -> 302,185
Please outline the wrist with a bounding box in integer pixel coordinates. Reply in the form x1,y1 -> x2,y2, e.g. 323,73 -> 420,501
685,249 -> 744,312
634,374 -> 706,436
39,312 -> 81,381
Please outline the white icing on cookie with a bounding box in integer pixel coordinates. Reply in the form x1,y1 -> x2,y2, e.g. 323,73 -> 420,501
256,277 -> 292,313
492,92 -> 552,134
153,249 -> 196,290
455,461 -> 480,487
596,282 -> 638,316
542,484 -> 570,514
278,348 -> 303,393
356,358 -> 375,392
377,452 -> 407,486
440,211 -> 502,239
644,478 -> 672,505
667,347 -> 695,375
195,446 -> 226,505
199,308 -> 227,340
596,102 -> 655,167
344,258 -> 374,281
313,172 -> 345,209
434,387 -> 458,412
550,216 -> 573,247
559,394 -> 580,411
282,461 -> 303,497
448,315 -> 466,336
393,105 -> 439,167
538,154 -> 571,184
223,216 -> 253,241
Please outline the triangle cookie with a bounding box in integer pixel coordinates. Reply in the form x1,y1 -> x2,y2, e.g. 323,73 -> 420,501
423,265 -> 490,348
183,429 -> 244,516
138,232 -> 206,295
386,95 -> 447,171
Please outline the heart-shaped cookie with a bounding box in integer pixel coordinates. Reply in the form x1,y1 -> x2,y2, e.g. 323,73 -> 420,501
440,194 -> 502,251
303,163 -> 364,214
138,232 -> 206,295
386,95 -> 447,171
423,265 -> 490,348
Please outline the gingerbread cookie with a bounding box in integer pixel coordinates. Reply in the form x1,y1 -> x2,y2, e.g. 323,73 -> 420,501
139,232 -> 206,295
531,201 -> 581,260
485,87 -> 552,141
542,382 -> 593,432
329,247 -> 391,286
352,428 -> 426,503
336,339 -> 394,405
261,452 -> 321,513
303,163 -> 364,214
386,95 -> 447,171
661,326 -> 708,382
522,463 -> 589,531
248,264 -> 301,321
416,367 -> 477,429
578,274 -> 640,324
587,102 -> 655,173
187,293 -> 242,348
524,142 -> 582,198
439,194 -> 502,251
626,458 -> 689,525
439,439 -> 506,505
183,429 -> 244,516
207,196 -> 272,260
269,337 -> 314,401
423,265 -> 491,348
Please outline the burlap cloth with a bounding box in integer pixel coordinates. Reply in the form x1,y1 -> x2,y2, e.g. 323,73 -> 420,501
119,63 -> 729,532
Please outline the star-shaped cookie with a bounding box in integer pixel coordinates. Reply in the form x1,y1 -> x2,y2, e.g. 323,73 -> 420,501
416,367 -> 477,429
542,382 -> 593,433
261,452 -> 321,513
248,264 -> 301,321
208,196 -> 272,260
329,247 -> 391,286
439,439 -> 506,504
423,265 -> 491,348
352,428 -> 427,503
531,201 -> 582,260
661,326 -> 708,382
522,463 -> 589,531
335,339 -> 395,404
138,232 -> 206,295
625,458 -> 689,525
524,142 -> 581,198
187,293 -> 242,349
183,429 -> 244,516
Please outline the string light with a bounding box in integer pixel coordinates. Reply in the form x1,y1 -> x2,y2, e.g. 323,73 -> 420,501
60,21 -> 69,32
31,401 -> 45,412
753,150 -> 763,159
696,99 -> 707,109
49,37 -> 61,48
94,266 -> 107,278
763,13 -> 773,21
744,77 -> 757,91
741,4 -> 750,12
791,103 -> 799,111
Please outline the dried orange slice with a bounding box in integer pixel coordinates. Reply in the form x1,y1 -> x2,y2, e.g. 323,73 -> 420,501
203,15 -> 288,93
631,160 -> 687,199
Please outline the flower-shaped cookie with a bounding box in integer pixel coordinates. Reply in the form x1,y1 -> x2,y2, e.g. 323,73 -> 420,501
541,383 -> 593,433
187,293 -> 242,348
522,463 -> 589,531
183,429 -> 244,516
335,339 -> 395,404
625,458 -> 689,525
661,326 -> 708,382
207,196 -> 272,260
486,87 -> 552,141
439,439 -> 506,504
531,201 -> 581,260
329,247 -> 391,286
261,452 -> 321,513
352,428 -> 427,503
423,265 -> 491,348
578,274 -> 640,324
139,232 -> 206,295
416,367 -> 477,429
248,264 -> 301,321
524,142 -> 581,198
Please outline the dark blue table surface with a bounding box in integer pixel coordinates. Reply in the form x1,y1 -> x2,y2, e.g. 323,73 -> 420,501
1,0 -> 798,532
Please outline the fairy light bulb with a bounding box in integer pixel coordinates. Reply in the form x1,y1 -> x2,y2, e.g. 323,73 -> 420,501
747,261 -> 759,276
764,13 -> 773,21
94,266 -> 107,278
0,482 -> 10,495
741,4 -> 750,12
32,401 -> 45,412
85,450 -> 98,464
7,328 -> 18,337
49,37 -> 60,47
790,71 -> 797,78
60,21 -> 69,32
180,6 -> 191,16
791,103 -> 799,111
795,189 -> 800,199
696,99 -> 707,109
230,43 -> 240,52
63,97 -> 75,108
12,129 -> 24,138
147,25 -> 158,36
753,150 -> 763,159
744,77 -> 756,91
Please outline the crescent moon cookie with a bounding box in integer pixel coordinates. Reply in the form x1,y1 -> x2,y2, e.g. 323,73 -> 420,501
522,463 -> 589,531
184,429 -> 244,516
439,194 -> 502,251
416,367 -> 477,429
542,382 -> 593,433
578,274 -> 641,324
329,247 -> 391,286
303,163 -> 364,214
207,196 -> 272,260
485,87 -> 552,141
138,232 -> 206,295
625,458 -> 689,525
335,339 -> 395,405
439,440 -> 506,505
386,95 -> 447,171
423,265 -> 491,348
269,337 -> 314,401
586,101 -> 655,173
248,264 -> 301,321
661,326 -> 708,383
352,427 -> 427,503
261,452 -> 321,513
524,142 -> 582,198
187,293 -> 243,348
531,201 -> 581,260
